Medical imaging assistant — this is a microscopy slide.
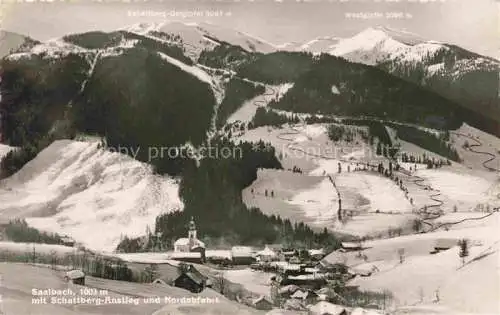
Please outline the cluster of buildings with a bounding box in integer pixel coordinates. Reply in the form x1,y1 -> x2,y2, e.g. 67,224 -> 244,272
168,217 -> 327,266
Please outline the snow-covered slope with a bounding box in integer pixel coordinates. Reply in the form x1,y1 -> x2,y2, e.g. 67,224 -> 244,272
328,27 -> 443,66
124,20 -> 277,61
0,139 -> 183,252
278,36 -> 341,55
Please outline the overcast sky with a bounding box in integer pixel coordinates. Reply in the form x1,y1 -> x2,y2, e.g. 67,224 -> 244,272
1,0 -> 498,59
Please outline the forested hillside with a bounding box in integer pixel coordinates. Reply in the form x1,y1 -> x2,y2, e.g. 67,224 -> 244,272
73,47 -> 216,175
117,138 -> 341,251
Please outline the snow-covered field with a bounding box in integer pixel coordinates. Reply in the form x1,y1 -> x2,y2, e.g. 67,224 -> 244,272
0,263 -> 260,315
243,169 -> 337,229
325,213 -> 500,314
224,268 -> 274,298
451,123 -> 500,171
0,241 -> 77,255
414,168 -> 499,211
335,172 -> 412,213
0,140 -> 183,252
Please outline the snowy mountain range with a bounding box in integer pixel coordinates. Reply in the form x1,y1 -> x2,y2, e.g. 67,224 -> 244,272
289,26 -> 499,123
123,21 -> 277,61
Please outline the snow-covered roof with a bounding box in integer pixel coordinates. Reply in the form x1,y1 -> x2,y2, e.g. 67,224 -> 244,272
65,269 -> 85,279
231,246 -> 253,257
341,242 -> 362,249
256,246 -> 277,257
308,301 -> 346,315
170,252 -> 202,259
288,273 -> 327,281
174,237 -> 205,248
308,248 -> 325,256
206,250 -> 232,259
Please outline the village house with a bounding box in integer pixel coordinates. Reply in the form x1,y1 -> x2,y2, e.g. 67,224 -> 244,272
340,242 -> 363,252
252,295 -> 274,311
308,248 -> 325,261
256,245 -> 278,262
231,246 -> 255,265
205,250 -> 232,265
60,236 -> 76,247
64,269 -> 85,285
172,264 -> 208,293
281,273 -> 328,290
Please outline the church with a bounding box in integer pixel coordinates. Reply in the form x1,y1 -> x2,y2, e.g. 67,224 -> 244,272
174,217 -> 206,253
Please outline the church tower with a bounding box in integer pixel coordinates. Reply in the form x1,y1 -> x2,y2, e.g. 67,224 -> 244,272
188,217 -> 197,248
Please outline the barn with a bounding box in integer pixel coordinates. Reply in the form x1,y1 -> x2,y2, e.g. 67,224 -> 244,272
65,269 -> 85,285
252,296 -> 273,310
172,264 -> 208,293
231,246 -> 255,265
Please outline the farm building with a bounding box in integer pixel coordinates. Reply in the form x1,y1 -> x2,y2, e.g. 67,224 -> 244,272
173,264 -> 208,293
252,295 -> 273,311
308,248 -> 325,260
60,236 -> 75,247
256,246 -> 278,262
280,249 -> 298,261
433,239 -> 457,252
206,250 -> 232,265
64,269 -> 85,285
340,242 -> 363,252
231,246 -> 255,265
281,274 -> 328,290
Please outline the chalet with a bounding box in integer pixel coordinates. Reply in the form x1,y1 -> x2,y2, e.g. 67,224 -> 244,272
281,249 -> 298,261
308,248 -> 325,261
340,242 -> 363,252
256,245 -> 277,262
206,250 -> 232,265
308,301 -> 347,315
64,269 -> 85,285
173,264 -> 208,293
318,258 -> 347,274
432,239 -> 457,253
60,236 -> 75,247
170,252 -> 203,264
315,287 -> 344,303
281,274 -> 328,290
252,296 -> 273,311
231,246 -> 255,265
276,262 -> 301,274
